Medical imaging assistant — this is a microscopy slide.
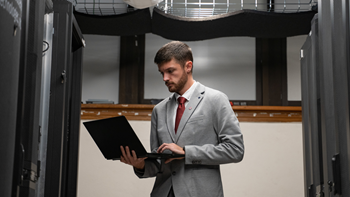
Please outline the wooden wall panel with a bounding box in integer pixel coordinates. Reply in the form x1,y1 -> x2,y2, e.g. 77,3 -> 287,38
81,104 -> 301,122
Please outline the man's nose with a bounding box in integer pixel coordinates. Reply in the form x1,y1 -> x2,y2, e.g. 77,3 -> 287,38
163,73 -> 169,81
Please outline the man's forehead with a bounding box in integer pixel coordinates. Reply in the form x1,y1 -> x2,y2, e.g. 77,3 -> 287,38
158,60 -> 181,71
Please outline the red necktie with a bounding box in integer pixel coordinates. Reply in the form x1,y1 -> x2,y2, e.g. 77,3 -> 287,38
175,97 -> 187,133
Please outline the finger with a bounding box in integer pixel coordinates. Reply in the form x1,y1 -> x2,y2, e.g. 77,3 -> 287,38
165,157 -> 184,164
157,143 -> 166,153
132,150 -> 138,160
161,144 -> 172,153
161,143 -> 170,153
126,146 -> 131,156
124,146 -> 132,163
165,158 -> 174,164
120,146 -> 127,158
120,156 -> 129,164
120,146 -> 131,164
164,158 -> 170,164
158,145 -> 167,153
126,146 -> 133,160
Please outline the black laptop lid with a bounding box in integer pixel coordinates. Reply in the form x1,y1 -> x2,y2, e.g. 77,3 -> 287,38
83,116 -> 148,160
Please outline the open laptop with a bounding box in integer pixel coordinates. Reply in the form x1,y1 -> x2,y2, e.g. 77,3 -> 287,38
83,116 -> 184,160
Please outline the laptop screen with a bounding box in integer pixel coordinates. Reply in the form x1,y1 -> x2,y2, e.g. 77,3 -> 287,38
83,116 -> 148,160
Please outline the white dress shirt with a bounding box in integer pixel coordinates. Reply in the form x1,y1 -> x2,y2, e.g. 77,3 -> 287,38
172,80 -> 198,130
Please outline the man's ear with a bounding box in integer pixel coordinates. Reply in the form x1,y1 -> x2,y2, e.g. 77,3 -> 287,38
185,61 -> 193,73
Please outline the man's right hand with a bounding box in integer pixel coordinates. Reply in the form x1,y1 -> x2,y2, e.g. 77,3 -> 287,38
120,146 -> 147,170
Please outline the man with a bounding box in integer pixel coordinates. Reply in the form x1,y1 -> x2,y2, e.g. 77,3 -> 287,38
120,41 -> 244,197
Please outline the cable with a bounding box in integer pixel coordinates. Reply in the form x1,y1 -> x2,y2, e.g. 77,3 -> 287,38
43,41 -> 49,53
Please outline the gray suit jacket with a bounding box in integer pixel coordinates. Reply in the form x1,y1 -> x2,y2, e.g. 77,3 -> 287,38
135,83 -> 244,197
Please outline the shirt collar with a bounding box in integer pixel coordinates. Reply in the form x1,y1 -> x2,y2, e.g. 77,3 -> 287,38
174,80 -> 197,102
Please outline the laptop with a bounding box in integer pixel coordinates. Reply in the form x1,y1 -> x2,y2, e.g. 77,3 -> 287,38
83,116 -> 185,160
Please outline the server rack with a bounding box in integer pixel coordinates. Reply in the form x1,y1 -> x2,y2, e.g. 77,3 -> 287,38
301,0 -> 350,196
0,0 -> 22,196
43,1 -> 85,196
0,0 -> 84,196
301,34 -> 314,197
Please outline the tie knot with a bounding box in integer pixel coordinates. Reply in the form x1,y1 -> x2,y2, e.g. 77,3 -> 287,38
178,97 -> 187,104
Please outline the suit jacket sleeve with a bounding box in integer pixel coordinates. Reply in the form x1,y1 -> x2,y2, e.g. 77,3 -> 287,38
134,108 -> 161,178
184,92 -> 244,165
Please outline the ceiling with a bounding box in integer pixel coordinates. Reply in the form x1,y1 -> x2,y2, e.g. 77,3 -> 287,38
73,0 -> 318,17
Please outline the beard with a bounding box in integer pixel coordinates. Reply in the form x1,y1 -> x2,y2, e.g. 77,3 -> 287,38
166,70 -> 188,93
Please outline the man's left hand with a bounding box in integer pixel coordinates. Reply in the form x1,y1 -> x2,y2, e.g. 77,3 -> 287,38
157,143 -> 185,164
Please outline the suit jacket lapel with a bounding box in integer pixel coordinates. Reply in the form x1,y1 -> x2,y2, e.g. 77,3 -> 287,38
175,83 -> 205,143
166,95 -> 176,142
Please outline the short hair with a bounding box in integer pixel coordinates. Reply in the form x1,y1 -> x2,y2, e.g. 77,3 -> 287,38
154,41 -> 193,70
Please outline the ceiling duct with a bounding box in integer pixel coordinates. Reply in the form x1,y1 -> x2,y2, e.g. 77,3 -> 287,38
156,0 -> 317,18
123,0 -> 163,9
73,0 -> 317,17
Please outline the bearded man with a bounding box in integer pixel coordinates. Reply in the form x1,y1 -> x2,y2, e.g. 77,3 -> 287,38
120,41 -> 244,197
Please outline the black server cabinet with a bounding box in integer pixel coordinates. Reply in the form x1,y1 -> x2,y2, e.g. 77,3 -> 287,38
301,35 -> 314,197
318,0 -> 338,196
301,15 -> 324,197
301,0 -> 350,196
0,0 -> 22,196
13,0 -> 46,196
319,0 -> 350,196
2,0 -> 84,196
44,1 -> 84,196
329,1 -> 350,196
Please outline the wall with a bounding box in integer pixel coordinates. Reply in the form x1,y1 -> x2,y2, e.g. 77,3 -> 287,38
81,34 -> 306,103
77,121 -> 304,197
81,35 -> 120,104
287,35 -> 308,101
144,34 -> 256,100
